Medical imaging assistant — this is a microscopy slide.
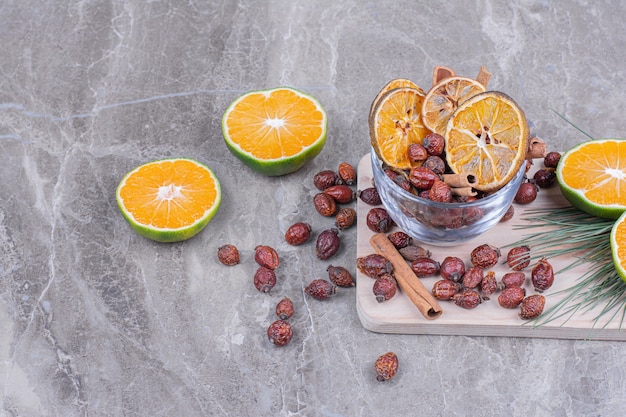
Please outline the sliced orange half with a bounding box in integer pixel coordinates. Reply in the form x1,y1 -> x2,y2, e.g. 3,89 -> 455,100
369,86 -> 431,171
369,78 -> 425,121
444,91 -> 529,192
116,158 -> 221,242
557,139 -> 626,219
611,211 -> 626,282
222,87 -> 327,176
421,76 -> 486,136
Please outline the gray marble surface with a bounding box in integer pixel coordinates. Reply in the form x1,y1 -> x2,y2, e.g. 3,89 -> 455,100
2,1 -> 626,416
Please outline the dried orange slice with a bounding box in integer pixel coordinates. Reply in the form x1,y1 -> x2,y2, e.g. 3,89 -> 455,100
444,91 -> 529,192
421,76 -> 486,135
116,158 -> 221,242
557,139 -> 626,219
369,86 -> 431,171
369,78 -> 425,120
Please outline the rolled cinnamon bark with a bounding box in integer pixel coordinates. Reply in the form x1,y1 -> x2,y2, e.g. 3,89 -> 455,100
432,66 -> 456,86
451,187 -> 478,197
443,173 -> 477,188
476,65 -> 492,88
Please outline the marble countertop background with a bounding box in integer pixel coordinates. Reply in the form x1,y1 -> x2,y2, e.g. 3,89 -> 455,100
2,1 -> 626,416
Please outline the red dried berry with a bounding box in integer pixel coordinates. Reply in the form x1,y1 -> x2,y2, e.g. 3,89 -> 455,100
479,270 -> 499,299
254,267 -> 277,293
255,245 -> 280,270
267,320 -> 293,346
398,245 -> 431,261
432,279 -> 461,301
335,207 -> 357,230
275,297 -> 294,320
429,180 -> 453,203
366,207 -> 393,233
519,294 -> 546,320
422,132 -> 445,156
357,254 -> 394,278
501,271 -> 526,288
500,205 -> 515,222
408,143 -> 429,164
313,170 -> 340,190
338,162 -> 357,185
422,155 -> 446,175
316,228 -> 341,260
374,352 -> 398,382
514,181 -> 538,205
217,244 -> 240,266
409,166 -> 439,190
531,257 -> 554,292
304,279 -> 337,300
452,289 -> 482,309
544,151 -> 561,168
387,231 -> 413,249
470,244 -> 501,268
285,222 -> 312,246
327,265 -> 355,287
498,286 -> 526,309
533,168 -> 556,188
506,245 -> 531,270
461,266 -> 483,289
358,187 -> 382,206
410,257 -> 440,277
313,192 -> 338,217
324,184 -> 356,204
385,168 -> 413,192
440,256 -> 466,283
373,273 -> 397,303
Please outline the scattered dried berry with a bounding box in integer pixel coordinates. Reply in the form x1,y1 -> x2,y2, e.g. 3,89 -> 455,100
374,352 -> 398,382
357,254 -> 394,278
506,245 -> 531,270
409,166 -> 438,190
335,207 -> 357,230
324,184 -> 356,204
422,132 -> 445,156
313,170 -> 340,190
452,289 -> 482,309
316,228 -> 341,260
432,279 -> 461,301
255,245 -> 280,270
544,151 -> 561,168
254,267 -> 277,293
531,257 -> 554,292
327,265 -> 355,287
285,222 -> 312,246
461,266 -> 483,289
267,320 -> 293,346
440,256 -> 466,282
514,181 -> 538,205
366,207 -> 393,233
313,192 -> 338,217
387,231 -> 412,249
275,297 -> 294,320
519,294 -> 546,320
217,244 -> 240,266
470,244 -> 501,268
479,270 -> 499,299
408,143 -> 429,164
533,168 -> 557,188
410,257 -> 440,277
358,187 -> 382,206
501,271 -> 526,288
304,278 -> 337,300
373,273 -> 397,303
497,286 -> 526,309
398,244 -> 432,261
337,162 -> 357,185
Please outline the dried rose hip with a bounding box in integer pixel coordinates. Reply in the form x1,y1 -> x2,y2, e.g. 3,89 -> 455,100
313,170 -> 340,190
409,166 -> 438,190
385,168 -> 412,192
501,271 -> 526,288
514,181 -> 538,205
275,297 -> 294,320
408,143 -> 428,164
254,267 -> 277,293
255,245 -> 280,270
410,257 -> 440,277
423,155 -> 446,175
506,245 -> 531,270
452,289 -> 482,309
373,273 -> 397,303
217,244 -> 240,266
440,256 -> 466,283
358,187 -> 382,206
500,205 -> 515,222
285,222 -> 312,246
304,279 -> 337,300
316,228 -> 341,260
422,132 -> 445,156
324,184 -> 356,204
519,294 -> 546,320
470,244 -> 501,268
387,231 -> 412,249
357,254 -> 393,278
366,207 -> 393,233
327,265 -> 355,287
544,151 -> 561,168
335,207 -> 357,230
531,257 -> 554,292
497,286 -> 526,309
398,244 -> 431,261
429,180 -> 452,203
479,270 -> 499,299
374,352 -> 398,382
461,266 -> 483,289
267,320 -> 293,346
313,192 -> 338,217
533,168 -> 556,188
338,162 -> 357,185
432,279 -> 461,301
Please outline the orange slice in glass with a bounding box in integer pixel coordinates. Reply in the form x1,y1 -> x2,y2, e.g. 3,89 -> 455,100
369,78 -> 425,121
444,91 -> 529,192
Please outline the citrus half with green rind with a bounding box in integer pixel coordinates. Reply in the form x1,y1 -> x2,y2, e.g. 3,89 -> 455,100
222,87 -> 327,176
556,139 -> 626,220
116,158 -> 221,243
610,211 -> 626,282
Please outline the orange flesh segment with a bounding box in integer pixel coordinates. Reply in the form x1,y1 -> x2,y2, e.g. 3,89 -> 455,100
615,218 -> 626,270
225,89 -> 325,160
119,160 -> 218,229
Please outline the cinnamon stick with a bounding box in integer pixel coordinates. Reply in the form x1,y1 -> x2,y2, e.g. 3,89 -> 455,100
451,187 -> 477,197
443,173 -> 476,188
370,233 -> 443,320
476,65 -> 492,88
432,66 -> 456,86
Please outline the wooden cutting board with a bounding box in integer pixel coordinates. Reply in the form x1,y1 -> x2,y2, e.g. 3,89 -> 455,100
356,153 -> 626,341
